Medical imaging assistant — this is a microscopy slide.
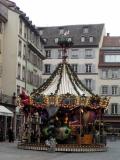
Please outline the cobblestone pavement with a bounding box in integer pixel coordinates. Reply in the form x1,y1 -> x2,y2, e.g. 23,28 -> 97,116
0,140 -> 120,160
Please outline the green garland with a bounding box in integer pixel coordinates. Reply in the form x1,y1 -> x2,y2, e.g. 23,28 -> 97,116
67,63 -> 94,95
67,63 -> 85,91
54,63 -> 64,94
31,63 -> 63,96
31,61 -> 94,97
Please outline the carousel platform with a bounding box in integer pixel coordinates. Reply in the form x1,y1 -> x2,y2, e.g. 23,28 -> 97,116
17,142 -> 108,153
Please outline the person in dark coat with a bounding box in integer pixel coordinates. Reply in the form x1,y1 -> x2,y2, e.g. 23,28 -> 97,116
8,128 -> 14,142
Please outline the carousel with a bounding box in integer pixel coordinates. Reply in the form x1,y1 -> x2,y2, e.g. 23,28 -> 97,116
17,32 -> 110,152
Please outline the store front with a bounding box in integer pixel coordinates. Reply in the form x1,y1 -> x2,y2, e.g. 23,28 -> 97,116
0,105 -> 13,141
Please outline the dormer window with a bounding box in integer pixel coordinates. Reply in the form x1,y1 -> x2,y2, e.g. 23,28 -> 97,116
45,50 -> 51,58
89,36 -> 93,42
81,36 -> 85,42
59,28 -> 64,35
83,27 -> 89,34
43,38 -> 47,43
67,37 -> 72,42
39,30 -> 43,35
55,38 -> 59,44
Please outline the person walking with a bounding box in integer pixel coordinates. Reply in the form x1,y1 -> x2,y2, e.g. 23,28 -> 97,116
8,128 -> 14,142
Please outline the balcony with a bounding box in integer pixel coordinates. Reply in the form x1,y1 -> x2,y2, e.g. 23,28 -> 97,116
0,4 -> 8,22
27,40 -> 45,60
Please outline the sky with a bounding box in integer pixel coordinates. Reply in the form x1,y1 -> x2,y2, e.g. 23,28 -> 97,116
11,0 -> 120,36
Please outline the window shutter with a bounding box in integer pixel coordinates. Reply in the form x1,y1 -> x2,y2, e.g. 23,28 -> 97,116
51,64 -> 56,73
79,49 -> 85,59
92,64 -> 96,73
99,70 -> 103,79
116,86 -> 119,95
108,70 -> 112,79
81,64 -> 86,73
53,51 -> 57,59
118,69 -> 120,78
92,50 -> 95,58
78,64 -> 82,73
91,79 -> 95,91
43,64 -> 45,74
99,86 -> 102,95
108,85 -> 111,95
81,79 -> 85,86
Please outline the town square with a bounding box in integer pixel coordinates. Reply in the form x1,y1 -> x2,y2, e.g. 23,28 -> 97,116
0,0 -> 120,159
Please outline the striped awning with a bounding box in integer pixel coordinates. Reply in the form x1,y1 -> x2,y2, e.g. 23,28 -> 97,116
0,105 -> 13,117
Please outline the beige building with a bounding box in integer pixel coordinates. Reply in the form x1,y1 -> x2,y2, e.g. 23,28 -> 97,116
0,0 -> 45,140
0,0 -> 45,103
99,35 -> 120,128
0,0 -> 8,99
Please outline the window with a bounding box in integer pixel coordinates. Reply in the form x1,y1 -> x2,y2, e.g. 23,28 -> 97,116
22,66 -> 25,81
111,70 -> 118,79
43,38 -> 47,43
23,44 -> 26,60
111,103 -> 118,115
33,54 -> 37,65
59,28 -> 64,35
104,55 -> 120,62
101,86 -> 108,95
19,19 -> 22,35
39,30 -> 43,35
85,49 -> 93,58
45,50 -> 51,58
71,49 -> 78,59
17,63 -> 21,79
85,79 -> 92,90
58,49 -> 62,58
112,86 -> 118,95
18,40 -> 22,57
0,22 -> 2,33
43,78 -> 47,83
24,25 -> 27,39
30,71 -> 33,84
83,27 -> 89,33
102,70 -> 108,79
67,37 -> 72,42
17,85 -> 20,96
85,64 -> 92,73
89,36 -> 93,42
71,64 -> 78,73
55,38 -> 59,44
45,64 -> 51,73
81,36 -> 85,42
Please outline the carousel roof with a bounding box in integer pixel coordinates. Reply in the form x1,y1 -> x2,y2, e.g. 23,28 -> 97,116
31,62 -> 93,96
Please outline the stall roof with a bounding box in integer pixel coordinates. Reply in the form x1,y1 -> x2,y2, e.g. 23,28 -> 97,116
0,105 -> 13,117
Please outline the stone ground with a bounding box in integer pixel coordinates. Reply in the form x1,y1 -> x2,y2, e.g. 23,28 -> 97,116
0,139 -> 119,160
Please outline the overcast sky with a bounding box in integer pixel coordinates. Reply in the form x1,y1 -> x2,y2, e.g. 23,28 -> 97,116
11,0 -> 120,36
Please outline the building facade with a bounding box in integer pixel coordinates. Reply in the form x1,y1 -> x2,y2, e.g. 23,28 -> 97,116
38,24 -> 105,94
99,35 -> 120,129
39,25 -> 120,130
0,0 -> 45,139
0,0 -> 45,100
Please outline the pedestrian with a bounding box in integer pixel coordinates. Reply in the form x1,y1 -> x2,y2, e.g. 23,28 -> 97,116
8,128 -> 14,142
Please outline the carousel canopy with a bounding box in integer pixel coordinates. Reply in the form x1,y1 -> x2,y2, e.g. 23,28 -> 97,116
32,62 -> 93,96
